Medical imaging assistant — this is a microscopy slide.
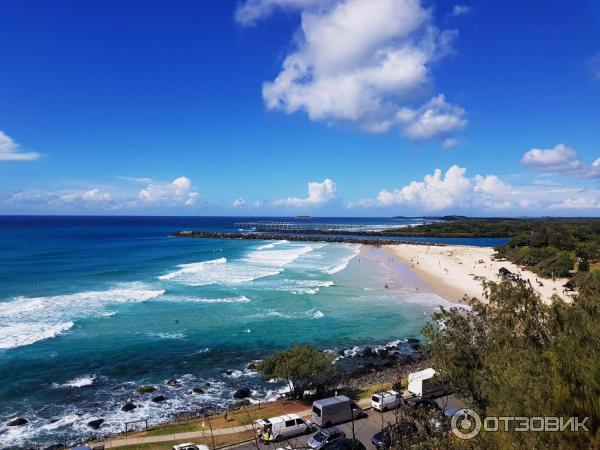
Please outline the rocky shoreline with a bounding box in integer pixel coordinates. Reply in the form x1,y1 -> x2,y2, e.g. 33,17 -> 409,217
171,230 -> 447,246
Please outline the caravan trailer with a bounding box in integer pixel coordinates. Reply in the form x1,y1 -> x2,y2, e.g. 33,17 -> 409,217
407,368 -> 448,398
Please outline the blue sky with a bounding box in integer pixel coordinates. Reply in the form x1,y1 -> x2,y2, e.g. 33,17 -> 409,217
0,0 -> 599,216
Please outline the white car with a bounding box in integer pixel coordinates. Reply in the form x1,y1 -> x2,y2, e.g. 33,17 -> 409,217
371,390 -> 402,411
255,414 -> 311,442
172,444 -> 209,450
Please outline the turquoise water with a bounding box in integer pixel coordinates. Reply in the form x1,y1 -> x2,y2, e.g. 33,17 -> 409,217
0,216 -> 473,447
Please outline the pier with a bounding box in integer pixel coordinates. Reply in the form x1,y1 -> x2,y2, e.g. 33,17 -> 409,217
234,221 -> 380,232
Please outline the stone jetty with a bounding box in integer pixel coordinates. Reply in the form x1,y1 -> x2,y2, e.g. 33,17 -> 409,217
171,230 -> 446,246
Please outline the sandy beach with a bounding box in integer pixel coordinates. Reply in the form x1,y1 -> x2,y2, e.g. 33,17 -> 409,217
384,244 -> 573,304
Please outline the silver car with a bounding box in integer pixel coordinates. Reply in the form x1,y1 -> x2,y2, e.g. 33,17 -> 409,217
307,427 -> 346,450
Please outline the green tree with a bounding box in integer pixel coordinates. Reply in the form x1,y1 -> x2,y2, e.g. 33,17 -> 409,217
257,344 -> 335,398
422,276 -> 600,450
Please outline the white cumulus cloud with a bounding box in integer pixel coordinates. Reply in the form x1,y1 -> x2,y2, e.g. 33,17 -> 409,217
240,0 -> 466,142
235,0 -> 324,25
358,163 -> 600,213
138,177 -> 199,206
377,165 -> 471,210
60,189 -> 112,204
232,198 -> 246,207
0,131 -> 40,161
274,178 -> 337,207
449,5 -> 471,17
521,144 -> 600,179
396,94 -> 467,140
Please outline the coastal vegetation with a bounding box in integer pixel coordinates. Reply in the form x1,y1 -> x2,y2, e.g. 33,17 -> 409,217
422,273 -> 600,449
388,217 -> 600,239
394,218 -> 600,280
256,344 -> 335,398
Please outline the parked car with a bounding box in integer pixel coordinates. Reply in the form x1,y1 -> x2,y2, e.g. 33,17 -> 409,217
406,397 -> 439,410
307,427 -> 347,450
172,444 -> 208,450
312,395 -> 364,427
255,414 -> 312,442
371,429 -> 392,450
371,390 -> 402,411
328,438 -> 366,450
429,406 -> 463,431
372,423 -> 418,449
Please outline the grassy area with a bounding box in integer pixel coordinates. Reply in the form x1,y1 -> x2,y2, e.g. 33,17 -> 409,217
356,382 -> 393,399
111,429 -> 255,449
129,401 -> 308,440
144,422 -> 200,436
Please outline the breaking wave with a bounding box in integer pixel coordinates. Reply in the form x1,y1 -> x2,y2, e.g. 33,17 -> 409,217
0,282 -> 165,350
158,244 -> 318,286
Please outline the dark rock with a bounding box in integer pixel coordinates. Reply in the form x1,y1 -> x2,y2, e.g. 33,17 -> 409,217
362,347 -> 373,357
137,385 -> 157,394
7,417 -> 27,426
152,395 -> 166,403
112,383 -> 130,392
121,402 -> 137,412
406,338 -> 420,344
377,349 -> 389,358
87,419 -> 104,430
410,352 -> 425,362
233,387 -> 251,399
337,350 -> 346,357
205,382 -> 211,387
166,378 -> 179,386
225,370 -> 234,376
191,387 -> 204,394
247,362 -> 258,370
396,355 -> 411,365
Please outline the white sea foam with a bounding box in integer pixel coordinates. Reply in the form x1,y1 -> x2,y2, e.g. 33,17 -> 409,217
311,310 -> 325,319
159,244 -> 318,286
274,279 -> 335,295
0,282 -> 165,350
324,244 -> 360,274
257,240 -> 289,250
173,295 -> 251,304
147,332 -> 186,340
53,374 -> 97,389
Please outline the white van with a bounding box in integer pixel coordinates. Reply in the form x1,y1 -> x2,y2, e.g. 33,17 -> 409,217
371,390 -> 402,411
312,395 -> 363,427
255,414 -> 311,442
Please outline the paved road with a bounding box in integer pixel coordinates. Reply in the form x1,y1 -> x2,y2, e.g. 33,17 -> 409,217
226,395 -> 465,450
92,396 -> 464,449
227,408 -> 399,450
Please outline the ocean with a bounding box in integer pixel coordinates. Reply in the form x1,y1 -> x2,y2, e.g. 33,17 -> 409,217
0,216 -> 503,448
